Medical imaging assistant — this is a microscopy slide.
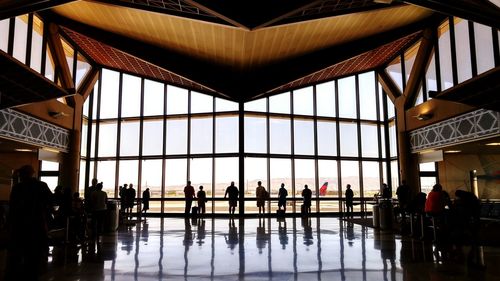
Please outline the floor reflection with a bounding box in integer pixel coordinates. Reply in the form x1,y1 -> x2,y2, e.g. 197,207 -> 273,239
21,217 -> 499,280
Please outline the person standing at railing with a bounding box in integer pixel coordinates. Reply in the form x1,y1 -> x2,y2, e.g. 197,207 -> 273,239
345,184 -> 354,218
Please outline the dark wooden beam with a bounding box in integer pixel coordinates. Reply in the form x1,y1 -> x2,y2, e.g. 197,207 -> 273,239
183,0 -> 250,29
403,27 -> 435,108
46,23 -> 75,106
0,0 -> 74,21
253,0 -> 323,29
434,66 -> 500,112
378,70 -> 402,103
403,0 -> 500,29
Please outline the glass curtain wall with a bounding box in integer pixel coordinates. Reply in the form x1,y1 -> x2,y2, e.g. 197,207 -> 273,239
82,67 -> 394,215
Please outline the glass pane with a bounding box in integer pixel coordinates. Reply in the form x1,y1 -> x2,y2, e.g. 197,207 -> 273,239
99,69 -> 120,119
215,116 -> 238,153
96,160 -> 116,196
361,123 -> 379,157
419,162 -> 436,172
295,159 -> 316,199
270,117 -> 291,154
420,177 -> 436,194
79,160 -> 86,194
316,81 -> 336,117
92,82 -> 99,119
41,177 -> 58,191
30,16 -> 44,73
90,123 -> 96,157
425,51 -> 438,98
13,16 -> 29,64
166,118 -> 187,155
244,115 -> 267,153
358,72 -> 377,120
167,85 -> 188,115
339,122 -> 358,157
390,160 -> 399,196
62,39 -> 75,80
244,98 -> 266,112
215,157 -> 239,197
41,160 -> 59,171
380,123 -> 386,157
81,119 -> 88,158
144,79 -> 164,116
341,161 -> 359,198
120,120 -> 140,156
438,19 -> 454,90
191,91 -> 213,113
294,119 -> 314,155
245,157 -> 268,198
389,122 -> 397,157
141,159 -> 163,212
386,56 -> 403,92
318,160 -> 338,197
118,160 -> 139,199
165,159 -> 187,198
363,161 -> 380,198
142,119 -> 164,156
387,96 -> 395,119
474,23 -> 495,75
293,86 -> 313,115
75,53 -> 91,88
338,76 -> 357,119
97,122 -> 117,157
121,74 -> 141,118
404,41 -> 420,87
45,47 -> 55,81
270,158 -> 291,197
215,98 -> 238,112
191,116 -> 213,154
189,158 -> 212,196
454,18 -> 472,83
269,92 -> 290,114
317,120 -> 336,156
378,83 -> 384,121
0,19 -> 9,52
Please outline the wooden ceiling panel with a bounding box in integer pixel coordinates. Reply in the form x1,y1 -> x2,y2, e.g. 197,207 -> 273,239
53,1 -> 432,70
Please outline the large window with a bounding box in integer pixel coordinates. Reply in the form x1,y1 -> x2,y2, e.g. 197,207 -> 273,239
82,69 -> 394,214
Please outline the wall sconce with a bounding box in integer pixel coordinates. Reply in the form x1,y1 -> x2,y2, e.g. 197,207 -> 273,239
48,111 -> 69,119
373,0 -> 393,3
414,113 -> 433,121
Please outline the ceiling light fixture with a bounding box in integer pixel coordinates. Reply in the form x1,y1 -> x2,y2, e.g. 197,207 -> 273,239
485,142 -> 500,146
48,111 -> 69,119
373,0 -> 394,4
444,150 -> 461,153
414,113 -> 433,121
15,148 -> 34,152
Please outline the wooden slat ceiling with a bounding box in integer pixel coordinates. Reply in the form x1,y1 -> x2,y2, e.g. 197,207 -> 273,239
52,1 -> 432,70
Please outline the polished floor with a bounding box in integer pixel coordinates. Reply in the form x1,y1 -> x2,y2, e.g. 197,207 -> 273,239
4,217 -> 500,281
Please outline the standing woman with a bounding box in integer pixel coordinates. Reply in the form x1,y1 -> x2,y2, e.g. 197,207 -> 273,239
142,188 -> 150,213
197,186 -> 207,215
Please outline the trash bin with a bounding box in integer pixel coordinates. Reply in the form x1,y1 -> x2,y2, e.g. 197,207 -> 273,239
379,199 -> 393,230
106,200 -> 120,232
372,204 -> 380,228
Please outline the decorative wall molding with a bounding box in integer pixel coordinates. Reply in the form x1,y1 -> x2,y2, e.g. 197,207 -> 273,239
409,109 -> 500,153
0,109 -> 70,152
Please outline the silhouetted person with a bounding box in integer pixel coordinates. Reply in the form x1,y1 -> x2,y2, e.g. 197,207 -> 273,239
184,181 -> 195,216
301,184 -> 312,215
71,192 -> 85,241
6,165 -> 53,281
345,184 -> 354,217
119,184 -> 127,212
425,184 -> 446,215
278,183 -> 288,212
255,181 -> 267,216
90,182 -> 107,241
197,186 -> 207,215
126,183 -> 136,216
381,183 -> 391,199
396,180 -> 411,220
224,181 -> 239,215
142,188 -> 150,213
85,178 -> 98,212
450,190 -> 480,244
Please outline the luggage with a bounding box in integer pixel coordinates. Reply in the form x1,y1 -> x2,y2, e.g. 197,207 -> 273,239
192,206 -> 199,216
